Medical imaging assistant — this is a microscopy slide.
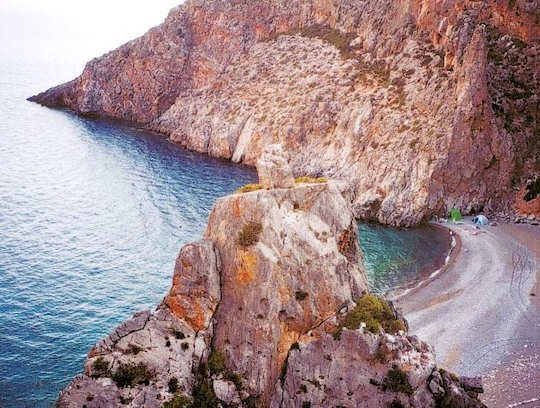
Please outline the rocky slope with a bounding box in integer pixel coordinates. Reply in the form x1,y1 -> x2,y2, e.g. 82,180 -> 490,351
29,0 -> 539,226
56,147 -> 485,407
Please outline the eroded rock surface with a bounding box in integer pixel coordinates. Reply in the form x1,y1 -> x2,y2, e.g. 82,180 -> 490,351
29,0 -> 539,226
273,330 -> 485,408
205,179 -> 367,404
57,240 -> 221,408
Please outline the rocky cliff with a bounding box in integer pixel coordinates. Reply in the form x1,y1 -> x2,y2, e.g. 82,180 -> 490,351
29,0 -> 539,226
56,147 -> 485,407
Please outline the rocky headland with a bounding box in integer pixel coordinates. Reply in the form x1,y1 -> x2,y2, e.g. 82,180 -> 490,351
29,0 -> 539,227
55,146 -> 486,407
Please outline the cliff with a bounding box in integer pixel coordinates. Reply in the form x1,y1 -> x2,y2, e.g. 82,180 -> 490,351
56,146 -> 485,407
29,0 -> 539,226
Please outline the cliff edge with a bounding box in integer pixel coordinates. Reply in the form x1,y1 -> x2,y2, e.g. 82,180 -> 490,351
29,0 -> 539,226
56,146 -> 485,407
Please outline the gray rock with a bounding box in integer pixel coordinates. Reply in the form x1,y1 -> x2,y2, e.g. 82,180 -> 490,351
460,376 -> 484,394
256,144 -> 295,189
213,379 -> 242,405
206,180 -> 368,404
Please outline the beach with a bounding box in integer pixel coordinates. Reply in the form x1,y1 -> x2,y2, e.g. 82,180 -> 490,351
394,218 -> 539,407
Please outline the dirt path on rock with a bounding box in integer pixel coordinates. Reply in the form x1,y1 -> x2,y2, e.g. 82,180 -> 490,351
394,218 -> 539,406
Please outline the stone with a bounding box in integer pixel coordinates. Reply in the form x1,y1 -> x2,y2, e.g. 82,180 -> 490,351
429,370 -> 445,396
213,379 -> 242,405
460,376 -> 484,394
58,308 -> 203,408
164,239 -> 221,333
205,179 -> 368,404
256,144 -> 295,189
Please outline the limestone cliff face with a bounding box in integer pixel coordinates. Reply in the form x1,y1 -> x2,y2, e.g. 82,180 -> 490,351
29,0 -> 539,225
56,149 -> 485,407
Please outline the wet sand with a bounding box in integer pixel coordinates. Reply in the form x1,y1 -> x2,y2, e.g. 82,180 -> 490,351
393,218 -> 539,407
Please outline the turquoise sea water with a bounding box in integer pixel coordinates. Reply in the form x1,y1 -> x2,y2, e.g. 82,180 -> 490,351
0,18 -> 449,408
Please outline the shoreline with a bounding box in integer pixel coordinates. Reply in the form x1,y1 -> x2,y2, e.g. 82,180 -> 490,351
394,217 -> 539,407
388,223 -> 461,299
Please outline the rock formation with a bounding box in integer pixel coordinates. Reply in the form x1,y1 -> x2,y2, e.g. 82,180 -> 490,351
56,149 -> 485,407
29,0 -> 539,226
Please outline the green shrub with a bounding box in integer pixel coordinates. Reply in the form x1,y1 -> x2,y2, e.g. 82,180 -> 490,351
112,363 -> 152,388
208,349 -> 227,375
192,382 -> 218,407
341,294 -> 406,334
238,222 -> 263,247
225,371 -> 243,390
295,290 -> 309,301
242,396 -> 260,408
168,377 -> 179,393
382,365 -> 414,395
387,400 -> 405,408
236,183 -> 263,193
126,344 -> 143,355
162,394 -> 193,408
267,24 -> 358,60
91,357 -> 109,377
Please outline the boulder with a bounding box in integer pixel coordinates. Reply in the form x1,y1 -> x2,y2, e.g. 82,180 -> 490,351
256,144 -> 295,189
205,179 -> 368,404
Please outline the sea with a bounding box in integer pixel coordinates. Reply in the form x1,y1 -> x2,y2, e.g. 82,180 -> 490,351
0,6 -> 450,406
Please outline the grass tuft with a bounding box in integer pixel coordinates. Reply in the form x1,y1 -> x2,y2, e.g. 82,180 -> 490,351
162,393 -> 193,408
236,183 -> 263,193
238,222 -> 263,247
112,363 -> 153,388
294,176 -> 328,184
341,294 -> 406,335
382,365 -> 414,395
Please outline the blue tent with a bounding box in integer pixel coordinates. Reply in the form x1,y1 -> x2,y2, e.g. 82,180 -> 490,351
473,215 -> 489,225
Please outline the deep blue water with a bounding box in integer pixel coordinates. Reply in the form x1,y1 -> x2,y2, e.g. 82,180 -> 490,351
0,19 -> 449,408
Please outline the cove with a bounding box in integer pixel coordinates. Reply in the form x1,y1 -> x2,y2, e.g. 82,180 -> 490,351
1,61 -> 448,408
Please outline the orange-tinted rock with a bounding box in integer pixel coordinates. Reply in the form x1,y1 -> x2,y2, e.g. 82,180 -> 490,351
515,186 -> 540,218
204,180 -> 368,404
164,239 -> 221,332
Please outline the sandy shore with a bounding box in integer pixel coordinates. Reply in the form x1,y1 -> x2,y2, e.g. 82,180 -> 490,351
393,218 -> 539,407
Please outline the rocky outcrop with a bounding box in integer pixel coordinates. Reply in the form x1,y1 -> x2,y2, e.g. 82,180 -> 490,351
29,0 -> 539,226
274,331 -> 485,407
56,150 -> 485,407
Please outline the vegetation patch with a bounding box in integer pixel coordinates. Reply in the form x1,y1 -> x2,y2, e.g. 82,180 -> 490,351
208,349 -> 227,375
236,183 -> 263,193
340,294 -> 406,335
162,394 -> 193,408
337,227 -> 356,260
382,365 -> 414,395
168,377 -> 179,393
294,176 -> 328,184
524,177 -> 540,201
173,330 -> 185,339
225,371 -> 244,390
126,344 -> 143,355
112,363 -> 153,388
238,222 -> 263,247
387,399 -> 405,408
91,357 -> 109,377
295,290 -> 309,301
266,24 -> 358,60
192,381 -> 219,407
